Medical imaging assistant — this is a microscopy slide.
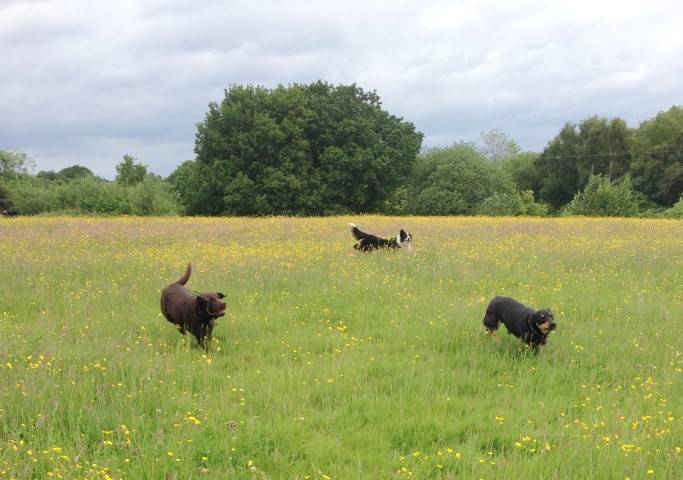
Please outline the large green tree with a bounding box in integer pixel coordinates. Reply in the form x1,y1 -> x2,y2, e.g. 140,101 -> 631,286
576,116 -> 632,180
188,81 -> 423,216
536,116 -> 632,210
630,105 -> 683,206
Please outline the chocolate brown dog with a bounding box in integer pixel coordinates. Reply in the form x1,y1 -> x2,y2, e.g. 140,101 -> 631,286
160,263 -> 226,349
483,296 -> 557,349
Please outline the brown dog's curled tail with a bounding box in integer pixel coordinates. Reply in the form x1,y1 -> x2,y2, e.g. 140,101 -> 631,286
176,263 -> 191,285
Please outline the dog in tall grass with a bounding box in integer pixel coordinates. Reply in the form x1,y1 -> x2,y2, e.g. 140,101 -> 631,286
160,263 -> 226,349
349,223 -> 412,252
483,296 -> 557,349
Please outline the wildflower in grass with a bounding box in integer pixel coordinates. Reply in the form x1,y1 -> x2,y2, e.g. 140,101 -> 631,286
183,413 -> 201,425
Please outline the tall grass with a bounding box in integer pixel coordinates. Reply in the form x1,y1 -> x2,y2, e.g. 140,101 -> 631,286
1,216 -> 682,479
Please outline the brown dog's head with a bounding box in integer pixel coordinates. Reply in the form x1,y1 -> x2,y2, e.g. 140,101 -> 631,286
196,292 -> 226,319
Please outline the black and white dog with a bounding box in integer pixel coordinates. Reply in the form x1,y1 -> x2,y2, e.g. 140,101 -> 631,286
349,223 -> 412,252
482,296 -> 557,349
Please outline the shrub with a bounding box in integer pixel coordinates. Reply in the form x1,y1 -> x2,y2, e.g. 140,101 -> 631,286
519,190 -> 549,217
128,176 -> 183,216
477,193 -> 523,216
56,176 -> 129,214
563,174 -> 641,217
662,196 -> 683,219
403,143 -> 516,215
7,177 -> 57,214
477,191 -> 548,217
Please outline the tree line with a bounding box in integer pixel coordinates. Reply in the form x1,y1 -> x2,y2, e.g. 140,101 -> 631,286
2,81 -> 683,218
0,155 -> 181,216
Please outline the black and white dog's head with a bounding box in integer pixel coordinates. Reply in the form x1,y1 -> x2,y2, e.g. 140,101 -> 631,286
350,223 -> 412,252
397,229 -> 412,246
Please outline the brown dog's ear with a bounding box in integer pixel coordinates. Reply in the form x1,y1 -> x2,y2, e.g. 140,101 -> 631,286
217,293 -> 225,299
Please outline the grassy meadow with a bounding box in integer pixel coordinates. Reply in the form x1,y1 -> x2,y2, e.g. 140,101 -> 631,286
1,215 -> 682,479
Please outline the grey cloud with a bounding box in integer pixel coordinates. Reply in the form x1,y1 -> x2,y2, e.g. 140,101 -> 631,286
1,0 -> 682,179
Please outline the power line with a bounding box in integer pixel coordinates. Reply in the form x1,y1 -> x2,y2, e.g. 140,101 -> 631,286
542,149 -> 683,160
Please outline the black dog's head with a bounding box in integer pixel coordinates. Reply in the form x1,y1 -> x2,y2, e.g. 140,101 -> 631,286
531,309 -> 557,335
397,229 -> 412,246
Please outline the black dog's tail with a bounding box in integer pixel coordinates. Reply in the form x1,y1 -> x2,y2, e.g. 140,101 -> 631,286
176,263 -> 192,286
349,223 -> 367,240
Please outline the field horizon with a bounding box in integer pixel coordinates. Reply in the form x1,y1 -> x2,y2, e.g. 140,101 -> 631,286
1,216 -> 682,479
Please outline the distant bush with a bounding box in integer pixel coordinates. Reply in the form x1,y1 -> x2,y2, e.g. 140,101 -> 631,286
402,143 -> 517,215
662,196 -> 683,219
128,176 -> 183,216
56,176 -> 128,214
477,190 -> 548,217
0,177 -> 13,210
7,177 -> 56,215
477,193 -> 523,216
519,190 -> 549,216
5,173 -> 182,216
563,174 -> 642,217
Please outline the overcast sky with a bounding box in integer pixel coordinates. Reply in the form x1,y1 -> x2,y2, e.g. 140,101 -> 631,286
2,0 -> 682,180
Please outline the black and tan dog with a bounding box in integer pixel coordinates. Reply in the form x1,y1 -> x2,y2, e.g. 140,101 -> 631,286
160,263 -> 226,349
482,296 -> 557,349
349,223 -> 412,252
